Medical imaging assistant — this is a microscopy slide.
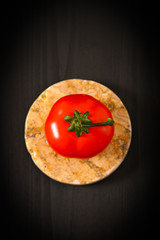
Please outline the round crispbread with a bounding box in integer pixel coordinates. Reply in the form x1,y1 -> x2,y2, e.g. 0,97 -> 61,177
25,79 -> 132,184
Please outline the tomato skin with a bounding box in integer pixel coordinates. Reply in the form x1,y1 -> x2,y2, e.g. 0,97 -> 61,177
45,94 -> 114,158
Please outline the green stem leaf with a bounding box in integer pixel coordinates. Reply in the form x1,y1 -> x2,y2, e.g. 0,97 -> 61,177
68,124 -> 75,132
73,110 -> 80,119
64,116 -> 74,123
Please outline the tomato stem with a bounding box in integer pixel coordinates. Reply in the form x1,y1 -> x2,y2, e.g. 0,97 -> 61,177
83,119 -> 114,127
64,110 -> 114,137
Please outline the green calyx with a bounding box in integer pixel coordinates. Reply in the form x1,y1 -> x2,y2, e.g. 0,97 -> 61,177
64,110 -> 114,137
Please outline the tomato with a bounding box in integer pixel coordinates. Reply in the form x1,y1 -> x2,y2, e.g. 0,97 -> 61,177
45,94 -> 114,158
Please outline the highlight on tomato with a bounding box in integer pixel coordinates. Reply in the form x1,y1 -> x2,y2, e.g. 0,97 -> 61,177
45,94 -> 114,158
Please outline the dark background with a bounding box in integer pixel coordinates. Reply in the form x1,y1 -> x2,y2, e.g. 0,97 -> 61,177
1,1 -> 159,239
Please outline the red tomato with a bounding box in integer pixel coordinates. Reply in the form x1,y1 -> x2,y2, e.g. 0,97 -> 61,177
45,94 -> 114,158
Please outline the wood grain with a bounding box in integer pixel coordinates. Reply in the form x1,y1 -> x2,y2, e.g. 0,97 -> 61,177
1,2 -> 158,239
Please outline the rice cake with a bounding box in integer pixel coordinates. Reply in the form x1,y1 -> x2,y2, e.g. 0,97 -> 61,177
24,79 -> 132,184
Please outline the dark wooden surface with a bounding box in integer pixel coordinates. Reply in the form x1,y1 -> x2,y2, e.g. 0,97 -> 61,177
1,2 -> 159,239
